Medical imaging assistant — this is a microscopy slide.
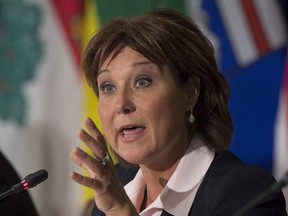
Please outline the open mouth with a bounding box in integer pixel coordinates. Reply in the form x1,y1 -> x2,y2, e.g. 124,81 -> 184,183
119,125 -> 146,140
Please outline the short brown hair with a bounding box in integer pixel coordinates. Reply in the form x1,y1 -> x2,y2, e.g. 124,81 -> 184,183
83,8 -> 233,153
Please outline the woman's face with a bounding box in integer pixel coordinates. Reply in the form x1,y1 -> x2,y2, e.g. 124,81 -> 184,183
97,47 -> 193,169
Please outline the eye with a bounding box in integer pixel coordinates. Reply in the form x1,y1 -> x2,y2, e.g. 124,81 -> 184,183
135,76 -> 152,88
100,82 -> 115,94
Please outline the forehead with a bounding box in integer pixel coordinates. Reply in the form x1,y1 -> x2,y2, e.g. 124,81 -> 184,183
97,46 -> 178,85
100,47 -> 148,70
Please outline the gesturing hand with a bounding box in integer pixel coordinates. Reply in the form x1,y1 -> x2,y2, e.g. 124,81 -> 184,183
70,118 -> 138,216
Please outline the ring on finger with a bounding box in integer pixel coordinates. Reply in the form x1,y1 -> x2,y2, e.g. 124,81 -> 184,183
100,152 -> 110,166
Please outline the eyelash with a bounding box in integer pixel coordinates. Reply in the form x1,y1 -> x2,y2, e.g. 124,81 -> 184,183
135,76 -> 152,88
99,82 -> 114,94
99,75 -> 152,95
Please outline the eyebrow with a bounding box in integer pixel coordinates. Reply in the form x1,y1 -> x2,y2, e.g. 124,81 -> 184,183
98,60 -> 154,76
132,60 -> 153,67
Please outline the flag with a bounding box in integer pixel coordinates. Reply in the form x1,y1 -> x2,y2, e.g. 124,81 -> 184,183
198,0 -> 287,171
199,0 -> 288,209
0,0 -> 83,215
81,0 -> 101,205
216,0 -> 286,68
188,0 -> 288,210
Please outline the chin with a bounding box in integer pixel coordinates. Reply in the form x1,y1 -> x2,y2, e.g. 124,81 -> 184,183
115,142 -> 151,164
119,152 -> 145,165
121,155 -> 140,164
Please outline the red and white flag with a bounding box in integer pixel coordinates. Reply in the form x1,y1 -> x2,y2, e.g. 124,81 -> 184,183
216,0 -> 287,67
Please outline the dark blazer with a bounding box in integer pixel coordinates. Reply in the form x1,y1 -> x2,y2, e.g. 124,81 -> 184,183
92,151 -> 287,216
0,151 -> 38,216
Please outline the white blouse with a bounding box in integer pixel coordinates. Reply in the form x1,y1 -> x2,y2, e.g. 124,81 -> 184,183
124,134 -> 215,215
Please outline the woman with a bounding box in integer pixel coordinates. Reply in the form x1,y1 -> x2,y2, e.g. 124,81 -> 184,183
70,9 -> 287,216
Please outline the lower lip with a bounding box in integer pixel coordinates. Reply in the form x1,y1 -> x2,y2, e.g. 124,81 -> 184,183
119,128 -> 146,143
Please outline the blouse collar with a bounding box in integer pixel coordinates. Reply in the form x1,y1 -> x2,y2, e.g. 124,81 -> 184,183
125,133 -> 215,215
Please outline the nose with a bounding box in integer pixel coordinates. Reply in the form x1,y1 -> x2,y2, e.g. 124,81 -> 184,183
115,88 -> 136,114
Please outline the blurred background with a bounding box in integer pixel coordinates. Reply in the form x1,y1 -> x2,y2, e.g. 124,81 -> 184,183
0,0 -> 287,215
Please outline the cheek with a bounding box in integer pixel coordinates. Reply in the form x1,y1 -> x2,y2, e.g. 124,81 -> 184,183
98,101 -> 113,133
98,102 -> 105,124
148,94 -> 187,128
98,107 -> 116,149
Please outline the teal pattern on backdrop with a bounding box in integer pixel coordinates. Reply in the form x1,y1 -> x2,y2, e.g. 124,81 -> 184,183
0,0 -> 42,125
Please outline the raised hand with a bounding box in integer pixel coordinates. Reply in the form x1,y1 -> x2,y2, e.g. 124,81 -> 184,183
70,117 -> 138,216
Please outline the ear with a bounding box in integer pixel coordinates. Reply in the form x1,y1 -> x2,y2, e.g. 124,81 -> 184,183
184,75 -> 200,111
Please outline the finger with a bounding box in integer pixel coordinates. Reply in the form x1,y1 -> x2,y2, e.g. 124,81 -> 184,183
70,171 -> 102,190
79,129 -> 107,160
70,147 -> 105,179
86,117 -> 106,146
70,148 -> 96,178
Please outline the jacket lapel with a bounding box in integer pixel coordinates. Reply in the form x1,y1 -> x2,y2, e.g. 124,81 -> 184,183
161,210 -> 174,216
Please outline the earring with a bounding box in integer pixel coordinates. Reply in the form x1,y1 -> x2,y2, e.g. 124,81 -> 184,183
188,107 -> 195,123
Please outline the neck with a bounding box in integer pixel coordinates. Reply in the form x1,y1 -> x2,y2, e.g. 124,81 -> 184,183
140,185 -> 153,211
139,132 -> 195,204
140,158 -> 180,201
